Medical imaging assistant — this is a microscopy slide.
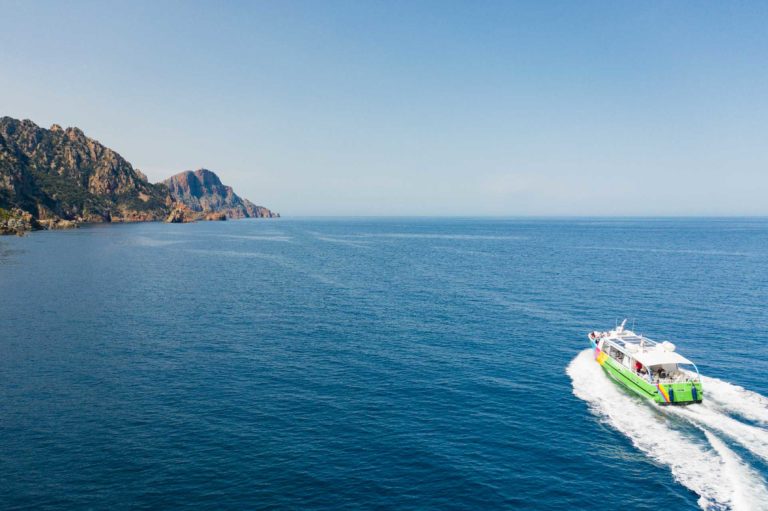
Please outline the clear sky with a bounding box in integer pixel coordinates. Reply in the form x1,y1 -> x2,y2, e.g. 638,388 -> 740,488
2,1 -> 767,216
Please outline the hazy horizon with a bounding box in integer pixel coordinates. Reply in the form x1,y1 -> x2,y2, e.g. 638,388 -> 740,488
3,1 -> 767,216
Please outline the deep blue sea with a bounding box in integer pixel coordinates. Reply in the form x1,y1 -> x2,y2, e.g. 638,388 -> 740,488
1,218 -> 768,510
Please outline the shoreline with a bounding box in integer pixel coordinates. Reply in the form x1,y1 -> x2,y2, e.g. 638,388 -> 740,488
0,210 -> 280,236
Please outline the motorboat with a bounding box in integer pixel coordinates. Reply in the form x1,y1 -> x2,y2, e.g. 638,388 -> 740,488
588,320 -> 703,405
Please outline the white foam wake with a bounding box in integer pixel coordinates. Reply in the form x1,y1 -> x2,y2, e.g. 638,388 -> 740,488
701,376 -> 768,426
567,349 -> 768,510
670,405 -> 768,464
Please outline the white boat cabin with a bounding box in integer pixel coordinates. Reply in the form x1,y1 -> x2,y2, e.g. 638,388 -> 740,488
590,321 -> 700,384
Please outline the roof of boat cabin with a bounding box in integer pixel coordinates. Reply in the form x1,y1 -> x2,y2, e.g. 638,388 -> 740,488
602,330 -> 695,366
611,333 -> 656,346
633,349 -> 693,367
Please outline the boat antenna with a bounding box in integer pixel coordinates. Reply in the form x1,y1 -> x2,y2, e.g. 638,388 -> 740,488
632,318 -> 636,331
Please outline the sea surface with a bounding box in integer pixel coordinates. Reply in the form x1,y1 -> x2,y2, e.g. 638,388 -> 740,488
1,218 -> 767,510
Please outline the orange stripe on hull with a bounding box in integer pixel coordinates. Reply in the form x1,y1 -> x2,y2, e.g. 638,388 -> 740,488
656,383 -> 671,403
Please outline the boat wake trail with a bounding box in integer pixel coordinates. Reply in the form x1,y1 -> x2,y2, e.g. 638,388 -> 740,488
567,349 -> 768,511
701,376 -> 768,426
671,404 -> 768,464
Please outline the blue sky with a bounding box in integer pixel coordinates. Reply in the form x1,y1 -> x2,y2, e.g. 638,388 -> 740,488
2,1 -> 767,215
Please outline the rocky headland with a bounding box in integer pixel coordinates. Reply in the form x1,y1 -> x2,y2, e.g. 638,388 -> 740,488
0,116 -> 278,234
164,168 -> 278,222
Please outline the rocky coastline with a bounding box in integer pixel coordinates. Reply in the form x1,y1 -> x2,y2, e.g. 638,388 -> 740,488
0,116 -> 278,235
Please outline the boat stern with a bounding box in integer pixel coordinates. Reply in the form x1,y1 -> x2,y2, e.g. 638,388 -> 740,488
654,380 -> 703,405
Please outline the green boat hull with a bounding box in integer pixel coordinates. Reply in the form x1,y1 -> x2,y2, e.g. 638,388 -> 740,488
590,341 -> 703,405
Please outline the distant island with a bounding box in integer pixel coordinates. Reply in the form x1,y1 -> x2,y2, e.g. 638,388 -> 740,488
0,116 -> 278,235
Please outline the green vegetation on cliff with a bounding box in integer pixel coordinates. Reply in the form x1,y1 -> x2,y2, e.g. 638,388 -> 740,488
0,117 -> 169,224
0,116 -> 278,233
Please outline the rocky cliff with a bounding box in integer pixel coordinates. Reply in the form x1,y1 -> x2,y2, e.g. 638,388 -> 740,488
164,169 -> 278,219
0,207 -> 41,235
0,116 -> 278,233
0,117 -> 170,224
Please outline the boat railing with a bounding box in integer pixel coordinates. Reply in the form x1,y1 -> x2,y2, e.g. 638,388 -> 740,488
688,362 -> 701,382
